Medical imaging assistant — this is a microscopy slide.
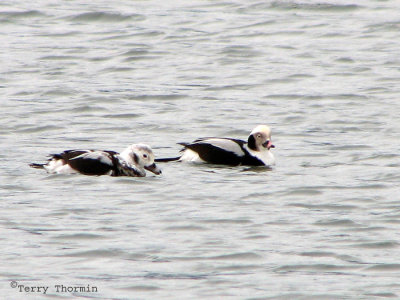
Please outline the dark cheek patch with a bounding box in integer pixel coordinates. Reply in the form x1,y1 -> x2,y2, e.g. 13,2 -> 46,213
247,135 -> 257,151
133,153 -> 139,164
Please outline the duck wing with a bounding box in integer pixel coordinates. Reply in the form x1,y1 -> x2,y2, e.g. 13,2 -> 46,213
61,150 -> 117,175
182,138 -> 246,165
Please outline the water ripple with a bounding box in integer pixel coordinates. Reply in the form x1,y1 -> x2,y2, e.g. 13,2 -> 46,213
68,12 -> 145,23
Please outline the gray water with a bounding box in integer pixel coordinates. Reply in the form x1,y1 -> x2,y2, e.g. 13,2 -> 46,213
1,0 -> 400,299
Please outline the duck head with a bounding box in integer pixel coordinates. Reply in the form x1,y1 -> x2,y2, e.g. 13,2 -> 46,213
247,125 -> 275,151
120,144 -> 162,175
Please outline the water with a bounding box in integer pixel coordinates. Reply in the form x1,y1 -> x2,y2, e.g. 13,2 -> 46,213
1,0 -> 400,299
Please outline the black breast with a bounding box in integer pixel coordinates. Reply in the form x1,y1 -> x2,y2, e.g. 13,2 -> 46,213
241,154 -> 265,166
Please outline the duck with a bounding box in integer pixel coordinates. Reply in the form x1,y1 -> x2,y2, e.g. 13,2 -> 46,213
156,125 -> 275,166
30,144 -> 162,177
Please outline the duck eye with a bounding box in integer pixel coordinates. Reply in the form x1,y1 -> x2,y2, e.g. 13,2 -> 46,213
143,154 -> 148,159
257,134 -> 261,138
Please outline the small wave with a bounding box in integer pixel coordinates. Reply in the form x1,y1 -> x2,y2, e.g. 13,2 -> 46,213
119,285 -> 160,291
365,264 -> 400,272
101,67 -> 134,73
52,233 -> 106,240
40,55 -> 80,61
45,31 -> 81,37
366,21 -> 400,33
123,55 -> 158,62
102,113 -> 140,119
365,292 -> 398,298
164,225 -> 208,231
351,241 -> 399,249
220,45 -> 264,58
217,264 -> 263,271
200,218 -> 252,224
210,252 -> 262,260
16,125 -> 63,133
41,88 -> 76,97
205,84 -> 258,91
122,49 -> 150,56
70,105 -> 108,113
314,219 -> 358,227
144,272 -> 206,280
291,203 -> 358,211
68,12 -> 144,23
0,10 -> 46,19
284,188 -> 323,196
62,249 -> 126,258
127,94 -> 187,101
275,263 -> 357,273
300,251 -> 336,257
269,2 -> 361,12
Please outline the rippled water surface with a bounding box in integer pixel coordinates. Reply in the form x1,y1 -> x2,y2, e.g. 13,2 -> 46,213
1,0 -> 400,299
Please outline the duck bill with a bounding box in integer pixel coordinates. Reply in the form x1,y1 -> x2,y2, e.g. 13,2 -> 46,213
145,163 -> 162,175
262,140 -> 275,150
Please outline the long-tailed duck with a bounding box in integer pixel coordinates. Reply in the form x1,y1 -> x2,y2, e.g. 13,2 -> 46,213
156,125 -> 275,166
30,144 -> 162,177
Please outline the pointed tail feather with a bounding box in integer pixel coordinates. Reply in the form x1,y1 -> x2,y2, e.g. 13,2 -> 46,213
155,157 -> 180,163
29,163 -> 45,169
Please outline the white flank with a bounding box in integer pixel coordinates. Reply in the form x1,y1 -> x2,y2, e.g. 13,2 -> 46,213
44,159 -> 77,174
179,149 -> 204,163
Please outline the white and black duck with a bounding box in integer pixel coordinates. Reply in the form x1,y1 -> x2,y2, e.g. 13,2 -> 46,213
30,144 -> 162,177
156,125 -> 275,166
